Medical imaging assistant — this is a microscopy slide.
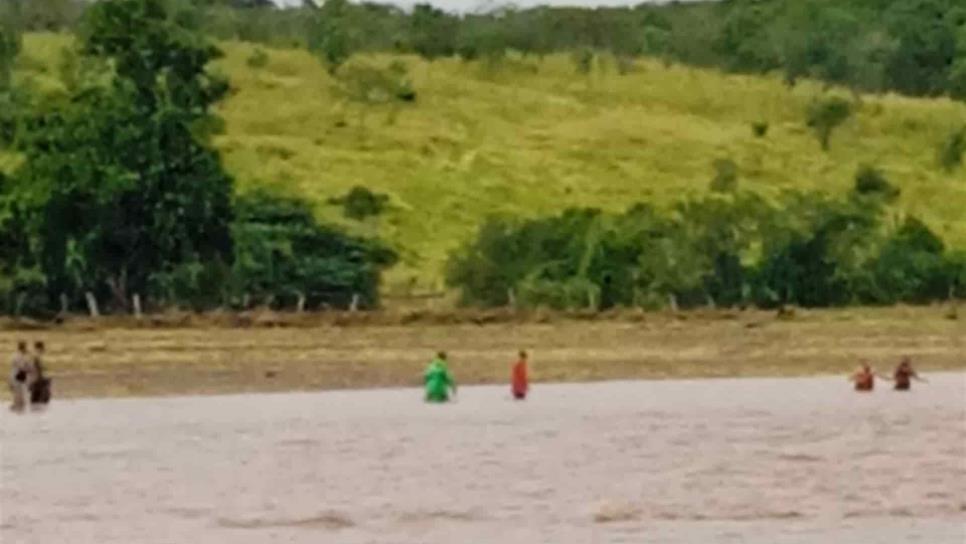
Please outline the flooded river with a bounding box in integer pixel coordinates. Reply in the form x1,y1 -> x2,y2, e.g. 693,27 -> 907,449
2,373 -> 965,543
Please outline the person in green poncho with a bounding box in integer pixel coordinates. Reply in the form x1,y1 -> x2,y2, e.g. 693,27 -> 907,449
424,351 -> 457,403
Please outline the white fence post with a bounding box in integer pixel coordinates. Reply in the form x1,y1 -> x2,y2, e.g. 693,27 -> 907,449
85,292 -> 100,317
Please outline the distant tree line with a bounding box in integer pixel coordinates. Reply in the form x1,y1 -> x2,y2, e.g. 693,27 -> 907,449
447,186 -> 966,310
0,0 -> 395,317
8,0 -> 965,100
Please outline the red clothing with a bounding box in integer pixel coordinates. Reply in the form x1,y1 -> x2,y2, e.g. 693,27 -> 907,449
854,371 -> 874,391
511,360 -> 528,398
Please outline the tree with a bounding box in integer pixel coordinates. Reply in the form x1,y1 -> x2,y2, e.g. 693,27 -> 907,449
7,0 -> 234,311
456,16 -> 507,67
950,22 -> 966,100
307,0 -> 355,74
872,217 -> 950,303
951,58 -> 966,100
806,96 -> 852,151
779,3 -> 861,87
232,191 -> 397,309
0,0 -> 22,91
752,193 -> 881,307
884,0 -> 958,96
409,4 -> 457,61
714,0 -> 780,73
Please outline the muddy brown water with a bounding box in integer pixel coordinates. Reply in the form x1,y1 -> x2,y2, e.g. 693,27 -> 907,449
2,373 -> 965,543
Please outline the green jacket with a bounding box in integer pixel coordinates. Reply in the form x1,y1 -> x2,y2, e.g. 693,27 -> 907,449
424,358 -> 456,402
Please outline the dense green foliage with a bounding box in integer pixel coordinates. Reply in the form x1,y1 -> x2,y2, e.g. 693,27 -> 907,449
448,190 -> 966,310
2,0 -> 235,313
0,0 -> 396,315
232,191 -> 397,309
4,0 -> 964,316
8,0 -> 966,100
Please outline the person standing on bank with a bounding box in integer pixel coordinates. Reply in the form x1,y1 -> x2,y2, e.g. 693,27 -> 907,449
8,341 -> 30,412
30,340 -> 52,406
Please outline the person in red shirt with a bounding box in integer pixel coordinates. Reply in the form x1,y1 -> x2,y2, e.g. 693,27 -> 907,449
511,350 -> 529,400
849,361 -> 882,392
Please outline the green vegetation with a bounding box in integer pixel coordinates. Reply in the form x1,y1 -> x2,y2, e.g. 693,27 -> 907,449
448,190 -> 966,310
232,190 -> 397,310
9,31 -> 966,293
806,95 -> 853,151
854,165 -> 900,201
10,1 -> 966,99
328,186 -> 391,221
2,0 -> 966,310
938,125 -> 966,171
0,0 -> 394,316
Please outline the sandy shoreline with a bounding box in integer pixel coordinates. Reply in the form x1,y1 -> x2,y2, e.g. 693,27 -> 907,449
1,306 -> 963,399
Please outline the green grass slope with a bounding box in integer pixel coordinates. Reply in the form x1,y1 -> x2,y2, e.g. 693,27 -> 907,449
11,33 -> 966,293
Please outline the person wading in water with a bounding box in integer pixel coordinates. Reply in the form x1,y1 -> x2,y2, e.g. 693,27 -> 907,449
424,351 -> 457,403
890,357 -> 926,391
511,350 -> 529,400
849,361 -> 884,392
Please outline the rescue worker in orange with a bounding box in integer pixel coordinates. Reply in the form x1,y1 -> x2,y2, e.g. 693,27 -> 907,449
511,350 -> 529,400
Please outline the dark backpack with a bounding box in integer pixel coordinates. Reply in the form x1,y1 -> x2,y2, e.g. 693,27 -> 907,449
30,377 -> 51,404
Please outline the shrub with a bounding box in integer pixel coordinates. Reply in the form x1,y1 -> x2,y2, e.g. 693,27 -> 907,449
328,185 -> 390,220
751,121 -> 769,138
333,59 -> 416,106
447,190 -> 962,311
572,48 -> 595,75
937,125 -> 966,172
246,47 -> 269,69
853,164 -> 900,201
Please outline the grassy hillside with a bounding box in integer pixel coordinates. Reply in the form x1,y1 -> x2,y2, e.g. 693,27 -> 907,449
10,33 -> 966,293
